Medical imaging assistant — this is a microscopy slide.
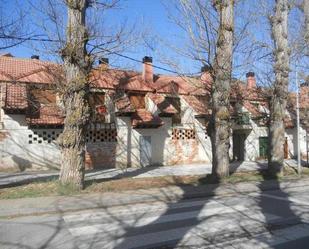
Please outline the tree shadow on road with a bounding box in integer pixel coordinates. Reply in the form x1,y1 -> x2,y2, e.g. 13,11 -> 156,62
253,165 -> 306,248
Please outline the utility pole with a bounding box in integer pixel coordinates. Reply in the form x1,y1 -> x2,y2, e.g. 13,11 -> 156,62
296,71 -> 301,175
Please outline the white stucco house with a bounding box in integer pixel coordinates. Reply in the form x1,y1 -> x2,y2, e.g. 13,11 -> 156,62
0,54 -> 307,171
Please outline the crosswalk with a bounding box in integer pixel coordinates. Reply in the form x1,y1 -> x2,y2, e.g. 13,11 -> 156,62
63,195 -> 309,249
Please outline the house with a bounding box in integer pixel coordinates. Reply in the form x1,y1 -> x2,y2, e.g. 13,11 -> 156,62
0,54 -> 307,171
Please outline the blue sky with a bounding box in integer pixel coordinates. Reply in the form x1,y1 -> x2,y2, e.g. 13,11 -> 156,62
2,0 -> 188,74
1,0 -> 307,88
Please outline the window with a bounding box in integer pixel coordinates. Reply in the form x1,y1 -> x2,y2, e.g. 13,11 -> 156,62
89,92 -> 105,107
129,94 -> 145,109
89,92 -> 106,122
30,89 -> 56,105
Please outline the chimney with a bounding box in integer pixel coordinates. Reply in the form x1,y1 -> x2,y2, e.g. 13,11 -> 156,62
99,57 -> 109,65
98,57 -> 109,70
201,65 -> 213,89
142,56 -> 153,83
31,55 -> 39,60
246,72 -> 256,89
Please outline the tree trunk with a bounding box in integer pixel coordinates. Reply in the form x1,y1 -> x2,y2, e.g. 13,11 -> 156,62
304,0 -> 309,44
58,0 -> 91,190
268,0 -> 290,175
210,0 -> 234,179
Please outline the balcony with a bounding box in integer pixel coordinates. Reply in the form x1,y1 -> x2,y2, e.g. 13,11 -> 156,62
233,113 -> 252,130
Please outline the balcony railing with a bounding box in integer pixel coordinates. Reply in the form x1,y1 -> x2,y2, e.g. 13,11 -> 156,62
235,113 -> 251,125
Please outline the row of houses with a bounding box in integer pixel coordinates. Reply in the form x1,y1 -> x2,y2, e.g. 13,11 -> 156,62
0,53 -> 308,171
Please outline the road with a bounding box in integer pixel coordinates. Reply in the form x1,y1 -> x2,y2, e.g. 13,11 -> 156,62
2,182 -> 309,248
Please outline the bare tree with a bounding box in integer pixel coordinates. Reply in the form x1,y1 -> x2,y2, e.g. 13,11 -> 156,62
9,0 -> 139,189
268,0 -> 290,174
303,0 -> 309,43
162,0 -> 270,178
0,0 -> 32,50
58,0 -> 91,189
210,0 -> 234,178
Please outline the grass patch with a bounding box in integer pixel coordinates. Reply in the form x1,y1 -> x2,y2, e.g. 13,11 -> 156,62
0,181 -> 58,199
56,182 -> 81,196
85,175 -> 203,193
1,167 -> 309,200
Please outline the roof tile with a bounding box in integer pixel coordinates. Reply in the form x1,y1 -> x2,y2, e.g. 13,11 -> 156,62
3,83 -> 28,111
131,109 -> 163,128
26,105 -> 64,126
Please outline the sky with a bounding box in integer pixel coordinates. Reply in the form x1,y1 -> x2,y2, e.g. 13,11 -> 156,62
2,0 -> 191,74
0,0 -> 307,88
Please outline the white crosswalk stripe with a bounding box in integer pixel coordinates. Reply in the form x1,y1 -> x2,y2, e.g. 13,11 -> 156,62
63,196 -> 287,249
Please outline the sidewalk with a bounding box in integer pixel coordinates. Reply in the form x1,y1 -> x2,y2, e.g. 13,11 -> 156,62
0,176 -> 308,218
0,160 -> 272,188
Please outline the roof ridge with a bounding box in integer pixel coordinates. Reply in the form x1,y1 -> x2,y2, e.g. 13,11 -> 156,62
0,55 -> 57,65
16,64 -> 61,81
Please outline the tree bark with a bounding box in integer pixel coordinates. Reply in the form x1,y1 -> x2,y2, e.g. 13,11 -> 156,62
210,0 -> 234,179
268,0 -> 290,175
304,0 -> 309,44
58,0 -> 91,190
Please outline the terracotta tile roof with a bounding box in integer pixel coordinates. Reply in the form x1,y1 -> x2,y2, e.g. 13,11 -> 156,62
230,81 -> 270,101
26,105 -> 64,126
243,101 -> 261,118
0,55 -> 62,84
3,83 -> 28,112
300,85 -> 309,109
4,55 -> 307,130
182,95 -> 209,116
152,75 -> 209,95
147,93 -> 178,115
131,109 -> 163,128
115,95 -> 135,114
90,68 -> 154,91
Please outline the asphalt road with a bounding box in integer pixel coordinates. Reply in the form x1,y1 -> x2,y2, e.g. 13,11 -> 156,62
2,183 -> 309,248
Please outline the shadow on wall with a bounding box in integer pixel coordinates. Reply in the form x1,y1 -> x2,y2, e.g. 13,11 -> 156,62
0,135 -> 60,172
11,155 -> 32,171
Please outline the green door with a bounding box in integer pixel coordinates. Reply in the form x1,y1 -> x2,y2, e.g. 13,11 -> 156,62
259,137 -> 268,158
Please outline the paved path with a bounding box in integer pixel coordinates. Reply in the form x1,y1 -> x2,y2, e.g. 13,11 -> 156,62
2,178 -> 309,248
0,159 -> 304,188
0,161 -> 270,188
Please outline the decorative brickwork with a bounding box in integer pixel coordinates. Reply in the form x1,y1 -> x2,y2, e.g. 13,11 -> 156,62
172,128 -> 196,140
86,129 -> 117,143
28,129 -> 61,144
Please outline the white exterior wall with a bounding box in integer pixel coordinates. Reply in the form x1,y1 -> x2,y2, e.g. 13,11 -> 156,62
1,100 -> 307,171
286,127 -> 308,159
115,96 -> 213,168
115,116 -> 212,167
0,113 -> 61,171
244,121 -> 268,161
239,120 -> 307,161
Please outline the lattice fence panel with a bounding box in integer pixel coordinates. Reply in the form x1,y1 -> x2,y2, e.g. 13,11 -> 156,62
86,129 -> 117,143
28,129 -> 61,144
172,128 -> 196,140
